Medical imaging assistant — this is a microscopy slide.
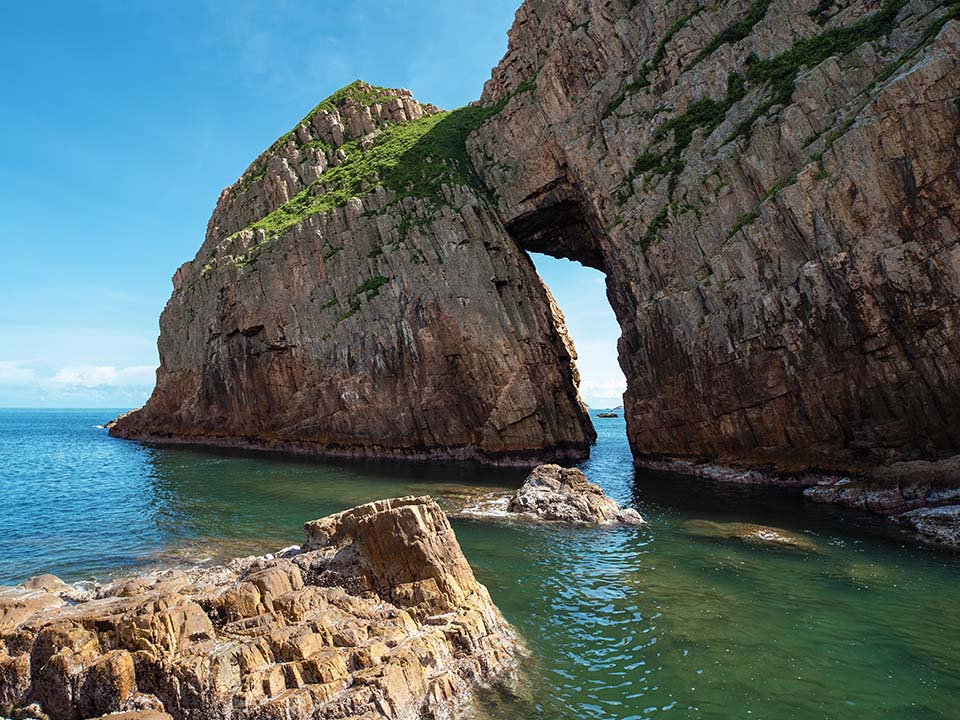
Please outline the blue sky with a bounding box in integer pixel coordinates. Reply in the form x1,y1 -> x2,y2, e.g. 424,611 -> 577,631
0,0 -> 625,409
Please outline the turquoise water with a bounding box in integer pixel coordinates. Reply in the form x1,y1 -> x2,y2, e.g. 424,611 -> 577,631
1,409 -> 959,718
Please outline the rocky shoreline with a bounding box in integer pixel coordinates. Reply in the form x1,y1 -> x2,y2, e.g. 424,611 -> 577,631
635,454 -> 960,548
0,498 -> 519,720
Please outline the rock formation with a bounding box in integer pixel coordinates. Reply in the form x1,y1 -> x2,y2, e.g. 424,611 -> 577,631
684,519 -> 820,552
468,0 -> 960,477
112,1 -> 960,533
507,464 -> 644,524
0,497 -> 519,720
110,82 -> 594,465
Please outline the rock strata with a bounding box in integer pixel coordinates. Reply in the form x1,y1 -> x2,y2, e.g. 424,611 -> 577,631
469,0 -> 960,475
507,464 -> 644,525
111,1 -> 960,541
110,81 -> 594,466
0,497 -> 518,720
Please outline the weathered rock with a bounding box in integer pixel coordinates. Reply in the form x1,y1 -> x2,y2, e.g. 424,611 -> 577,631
595,412 -> 618,418
111,2 -> 960,540
109,82 -> 594,466
892,505 -> 960,546
684,520 -> 820,552
0,497 -> 519,720
468,0 -> 960,475
507,464 -> 644,525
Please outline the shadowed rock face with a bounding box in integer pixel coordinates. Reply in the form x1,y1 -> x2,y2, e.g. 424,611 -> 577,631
0,497 -> 519,720
110,82 -> 595,465
468,0 -> 960,474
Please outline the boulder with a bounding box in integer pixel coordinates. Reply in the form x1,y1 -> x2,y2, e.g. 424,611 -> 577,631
507,464 -> 644,525
892,505 -> 960,547
0,497 -> 518,720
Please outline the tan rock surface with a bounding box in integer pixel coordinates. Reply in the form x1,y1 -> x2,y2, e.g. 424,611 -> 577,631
507,464 -> 644,525
0,498 -> 518,720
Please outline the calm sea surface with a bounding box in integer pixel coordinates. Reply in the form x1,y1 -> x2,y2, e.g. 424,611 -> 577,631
1,408 -> 958,719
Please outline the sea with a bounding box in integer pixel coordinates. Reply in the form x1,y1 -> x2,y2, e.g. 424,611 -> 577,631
1,408 -> 958,719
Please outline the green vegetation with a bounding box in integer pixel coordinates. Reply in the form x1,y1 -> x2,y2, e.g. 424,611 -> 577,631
655,7 -> 703,66
640,203 -> 672,249
339,276 -> 391,322
310,81 -> 397,116
267,81 -> 395,152
729,0 -> 910,141
242,106 -> 492,240
686,0 -> 773,70
235,69 -> 540,243
621,73 -> 746,202
603,5 -> 702,120
726,209 -> 760,239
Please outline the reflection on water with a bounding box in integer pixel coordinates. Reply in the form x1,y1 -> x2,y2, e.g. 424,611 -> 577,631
1,409 -> 960,718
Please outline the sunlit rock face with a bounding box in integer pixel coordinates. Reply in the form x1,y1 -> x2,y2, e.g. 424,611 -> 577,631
111,82 -> 595,465
0,497 -> 519,720
468,0 -> 960,474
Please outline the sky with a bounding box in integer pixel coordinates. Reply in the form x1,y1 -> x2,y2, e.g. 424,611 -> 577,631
0,0 -> 626,410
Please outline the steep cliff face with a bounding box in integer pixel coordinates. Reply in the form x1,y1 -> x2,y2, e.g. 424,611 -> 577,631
112,82 -> 594,464
469,0 -> 960,473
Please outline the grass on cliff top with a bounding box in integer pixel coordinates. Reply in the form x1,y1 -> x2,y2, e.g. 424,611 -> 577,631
243,104 -> 498,238
264,80 -> 396,154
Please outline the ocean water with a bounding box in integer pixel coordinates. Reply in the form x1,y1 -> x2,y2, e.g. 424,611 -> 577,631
1,408 -> 959,719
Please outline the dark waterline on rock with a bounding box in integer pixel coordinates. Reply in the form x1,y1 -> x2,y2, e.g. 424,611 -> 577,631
2,408 -> 959,718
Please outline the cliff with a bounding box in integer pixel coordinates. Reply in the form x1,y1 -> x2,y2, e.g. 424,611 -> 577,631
115,0 -> 960,497
469,0 -> 960,476
0,497 -> 518,720
110,82 -> 595,465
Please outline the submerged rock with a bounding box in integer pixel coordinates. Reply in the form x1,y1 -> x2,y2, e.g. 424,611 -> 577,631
0,497 -> 518,720
507,464 -> 644,525
892,505 -> 960,547
684,520 -> 820,553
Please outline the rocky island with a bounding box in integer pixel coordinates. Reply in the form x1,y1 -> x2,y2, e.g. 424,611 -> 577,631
111,0 -> 960,539
507,464 -> 645,525
0,498 -> 518,720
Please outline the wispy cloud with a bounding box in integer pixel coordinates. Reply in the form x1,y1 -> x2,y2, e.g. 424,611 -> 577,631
580,378 -> 626,404
52,365 -> 157,388
0,361 -> 157,407
0,361 -> 36,384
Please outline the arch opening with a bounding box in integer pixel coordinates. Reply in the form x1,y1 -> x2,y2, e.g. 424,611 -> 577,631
530,252 -> 626,413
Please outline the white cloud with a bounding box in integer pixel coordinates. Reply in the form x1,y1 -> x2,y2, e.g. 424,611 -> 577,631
52,365 -> 157,388
579,378 -> 626,404
0,361 -> 36,384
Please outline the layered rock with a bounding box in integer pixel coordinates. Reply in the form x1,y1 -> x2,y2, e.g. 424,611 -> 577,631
0,497 -> 518,720
111,82 -> 594,465
468,0 -> 960,476
507,464 -> 644,524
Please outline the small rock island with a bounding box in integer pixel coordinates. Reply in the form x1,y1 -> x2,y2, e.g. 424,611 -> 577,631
507,464 -> 644,526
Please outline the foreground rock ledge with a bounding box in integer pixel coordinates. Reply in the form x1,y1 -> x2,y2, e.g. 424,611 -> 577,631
507,464 -> 644,525
0,497 -> 518,720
